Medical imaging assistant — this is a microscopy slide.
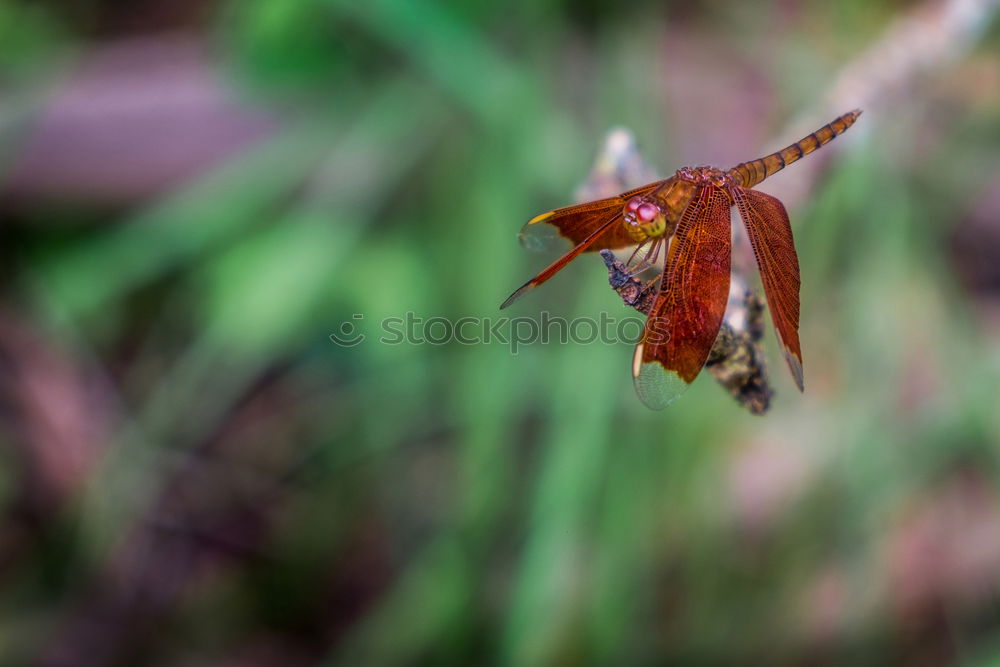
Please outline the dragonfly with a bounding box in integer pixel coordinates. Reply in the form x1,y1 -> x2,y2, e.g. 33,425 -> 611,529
501,110 -> 862,409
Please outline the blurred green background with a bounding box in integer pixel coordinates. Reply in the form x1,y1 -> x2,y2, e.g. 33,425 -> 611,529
1,0 -> 1000,665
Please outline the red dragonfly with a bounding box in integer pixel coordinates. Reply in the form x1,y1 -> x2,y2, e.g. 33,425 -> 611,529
501,110 -> 861,409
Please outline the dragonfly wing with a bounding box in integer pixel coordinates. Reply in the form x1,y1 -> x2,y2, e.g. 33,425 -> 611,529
633,187 -> 733,409
501,212 -> 624,309
732,187 -> 803,390
519,179 -> 666,253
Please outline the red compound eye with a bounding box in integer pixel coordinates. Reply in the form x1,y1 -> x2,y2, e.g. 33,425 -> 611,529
626,198 -> 642,213
637,202 -> 659,222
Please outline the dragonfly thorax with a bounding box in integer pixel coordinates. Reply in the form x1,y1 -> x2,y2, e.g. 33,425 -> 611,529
676,165 -> 733,188
623,196 -> 667,242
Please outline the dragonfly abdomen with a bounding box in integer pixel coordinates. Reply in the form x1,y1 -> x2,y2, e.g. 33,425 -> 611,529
727,109 -> 861,188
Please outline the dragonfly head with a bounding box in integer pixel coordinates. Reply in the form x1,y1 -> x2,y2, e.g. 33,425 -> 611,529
623,197 -> 667,242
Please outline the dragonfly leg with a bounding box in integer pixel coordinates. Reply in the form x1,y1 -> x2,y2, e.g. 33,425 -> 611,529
627,238 -> 664,276
624,240 -> 652,268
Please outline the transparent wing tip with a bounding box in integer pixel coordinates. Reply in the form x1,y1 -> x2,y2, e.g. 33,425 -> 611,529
783,348 -> 805,392
518,217 -> 570,253
632,345 -> 691,410
500,281 -> 534,310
